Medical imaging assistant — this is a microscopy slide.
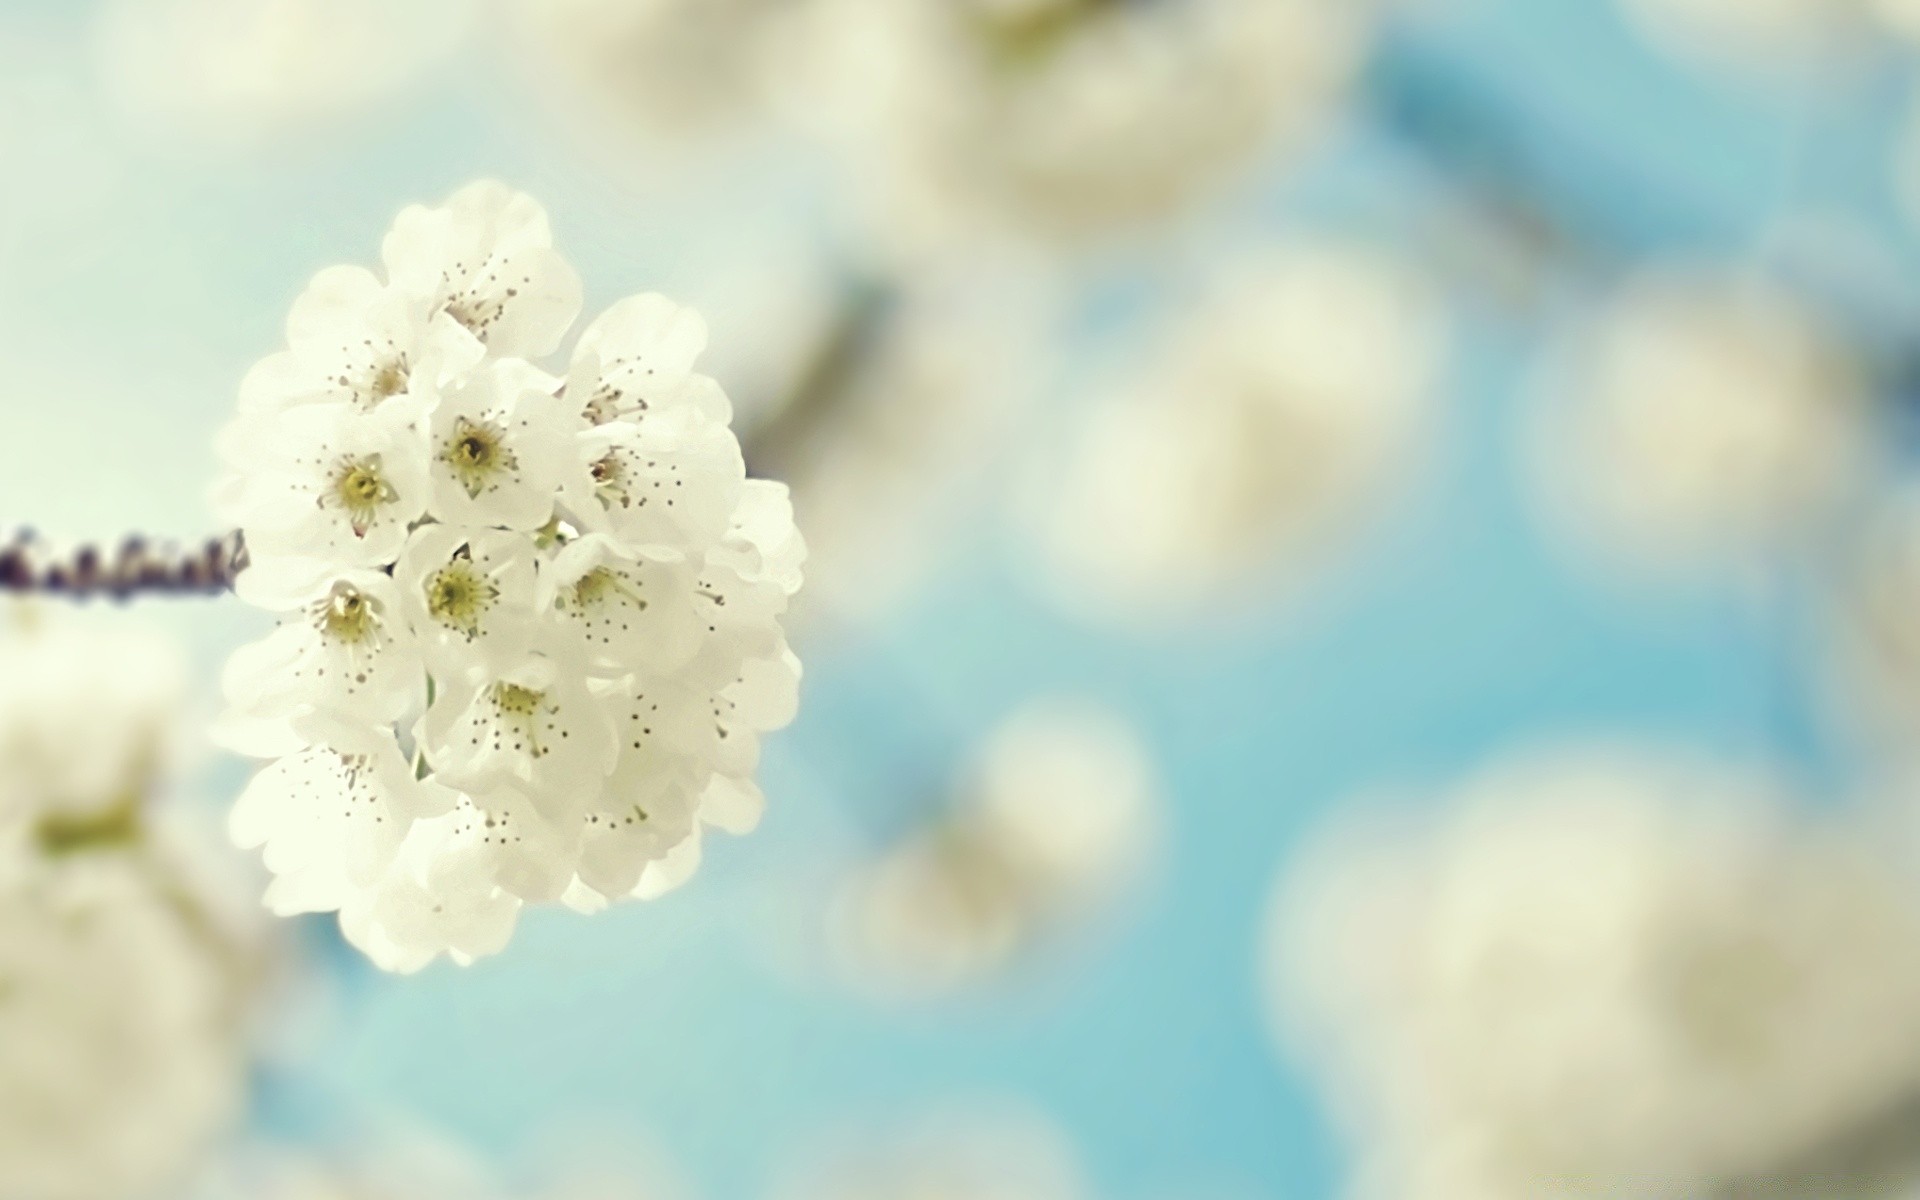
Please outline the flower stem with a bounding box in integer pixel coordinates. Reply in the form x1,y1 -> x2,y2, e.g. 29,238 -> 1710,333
0,530 -> 248,600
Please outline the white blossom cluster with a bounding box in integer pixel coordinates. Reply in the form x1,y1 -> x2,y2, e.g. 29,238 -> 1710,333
807,0 -> 1375,254
1268,747 -> 1920,1199
214,182 -> 804,972
1528,266 -> 1869,578
0,610 -> 252,1200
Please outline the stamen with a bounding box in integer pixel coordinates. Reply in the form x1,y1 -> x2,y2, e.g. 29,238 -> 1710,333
491,681 -> 550,759
323,456 -> 397,537
423,558 -> 497,636
440,416 -> 519,498
314,583 -> 378,644
590,451 -> 631,509
569,566 -> 647,612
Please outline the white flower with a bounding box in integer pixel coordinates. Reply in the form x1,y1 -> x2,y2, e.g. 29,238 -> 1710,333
382,180 -> 584,359
230,737 -> 453,917
1267,746 -> 1920,1197
568,408 -> 747,551
802,0 -> 1375,253
539,534 -> 703,677
223,403 -> 431,574
393,525 -> 541,680
239,264 -> 481,423
500,0 -> 806,143
338,808 -> 526,973
221,182 -> 805,971
425,360 -> 574,531
832,700 -> 1156,998
0,852 -> 250,1200
418,651 -> 619,815
564,293 -> 734,435
1527,267 -> 1870,578
1027,240 -> 1444,626
222,571 -> 425,742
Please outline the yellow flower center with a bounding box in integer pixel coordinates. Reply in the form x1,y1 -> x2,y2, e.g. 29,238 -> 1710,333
493,682 -> 542,715
424,558 -> 497,635
589,451 -> 630,509
326,456 -> 396,536
491,681 -> 552,760
440,416 -> 518,498
571,566 -> 647,612
316,584 -> 378,644
367,358 -> 410,403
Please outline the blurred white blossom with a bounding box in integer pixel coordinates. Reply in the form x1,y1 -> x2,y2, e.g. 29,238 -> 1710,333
832,700 -> 1155,998
801,0 -> 1375,256
215,182 -> 804,972
93,0 -> 477,148
0,608 -> 188,848
1268,746 -> 1920,1198
1528,267 -> 1870,578
1028,240 -> 1443,626
0,853 -> 251,1200
497,0 -> 808,147
0,611 -> 253,1200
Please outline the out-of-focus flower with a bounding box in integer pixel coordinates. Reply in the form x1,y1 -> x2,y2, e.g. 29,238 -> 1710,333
801,0 -> 1375,256
0,852 -> 251,1200
1527,267 -> 1870,578
0,609 -> 187,849
1268,746 -> 1920,1198
1027,240 -> 1443,627
0,609 -> 254,1200
775,1106 -> 1084,1200
215,182 -> 804,973
832,700 -> 1155,998
498,0 -> 809,148
92,0 -> 476,148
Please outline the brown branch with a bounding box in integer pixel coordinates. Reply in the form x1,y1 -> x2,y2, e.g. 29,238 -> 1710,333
0,530 -> 248,600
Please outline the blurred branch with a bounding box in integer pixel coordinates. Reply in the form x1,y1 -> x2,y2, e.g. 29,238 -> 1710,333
0,529 -> 247,600
1361,32 -> 1729,299
739,280 -> 894,481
